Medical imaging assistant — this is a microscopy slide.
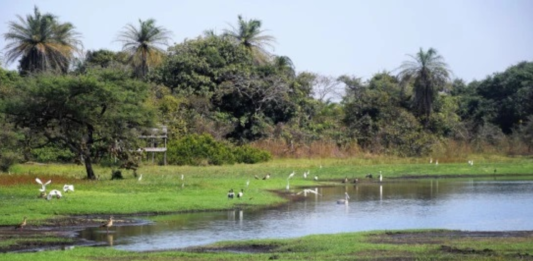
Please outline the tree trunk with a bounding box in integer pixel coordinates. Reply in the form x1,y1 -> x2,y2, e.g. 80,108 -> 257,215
84,155 -> 96,180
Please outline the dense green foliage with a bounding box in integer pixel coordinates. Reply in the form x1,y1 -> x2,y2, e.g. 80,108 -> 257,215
167,133 -> 271,165
1,7 -> 533,175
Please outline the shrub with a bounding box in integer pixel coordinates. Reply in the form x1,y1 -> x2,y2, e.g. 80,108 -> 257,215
232,145 -> 272,164
166,134 -> 271,166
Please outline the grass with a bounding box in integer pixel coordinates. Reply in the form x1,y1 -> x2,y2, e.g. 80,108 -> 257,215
2,230 -> 533,260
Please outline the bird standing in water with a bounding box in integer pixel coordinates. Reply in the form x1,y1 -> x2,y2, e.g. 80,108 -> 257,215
101,216 -> 114,233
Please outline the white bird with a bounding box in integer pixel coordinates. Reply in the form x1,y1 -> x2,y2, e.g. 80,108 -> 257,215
314,175 -> 319,181
181,174 -> 184,180
246,179 -> 250,188
286,180 -> 290,191
138,174 -> 142,181
46,190 -> 62,200
237,189 -> 244,199
35,178 -> 51,192
468,160 -> 474,166
287,171 -> 295,180
435,160 -> 439,166
303,171 -> 308,179
297,188 -> 321,197
63,184 -> 74,193
379,171 -> 383,183
337,192 -> 350,204
429,158 -> 433,164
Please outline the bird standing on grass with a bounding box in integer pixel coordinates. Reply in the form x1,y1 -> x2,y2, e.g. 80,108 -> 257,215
263,174 -> 271,180
46,190 -> 62,200
237,189 -> 244,199
63,184 -> 75,193
228,189 -> 235,199
101,216 -> 114,233
15,217 -> 27,230
287,171 -> 295,180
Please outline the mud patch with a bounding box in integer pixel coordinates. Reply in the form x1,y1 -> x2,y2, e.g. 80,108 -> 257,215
369,230 -> 533,245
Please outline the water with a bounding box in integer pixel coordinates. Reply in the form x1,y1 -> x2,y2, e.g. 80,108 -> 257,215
79,179 -> 533,251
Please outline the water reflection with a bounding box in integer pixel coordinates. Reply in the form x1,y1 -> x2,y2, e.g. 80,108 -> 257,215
79,179 -> 533,251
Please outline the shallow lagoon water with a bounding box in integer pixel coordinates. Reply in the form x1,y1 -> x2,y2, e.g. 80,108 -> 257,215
79,179 -> 533,251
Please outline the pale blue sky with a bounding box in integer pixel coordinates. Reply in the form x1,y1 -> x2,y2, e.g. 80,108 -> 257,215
1,0 -> 532,82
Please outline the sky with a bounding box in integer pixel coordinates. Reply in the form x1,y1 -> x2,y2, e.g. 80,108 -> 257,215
1,0 -> 532,82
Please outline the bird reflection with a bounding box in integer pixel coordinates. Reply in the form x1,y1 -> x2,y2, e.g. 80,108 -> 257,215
106,233 -> 114,246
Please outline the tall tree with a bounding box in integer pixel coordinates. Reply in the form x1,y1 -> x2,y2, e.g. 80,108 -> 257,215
2,6 -> 82,75
223,15 -> 276,64
2,69 -> 155,179
397,48 -> 451,127
116,19 -> 172,79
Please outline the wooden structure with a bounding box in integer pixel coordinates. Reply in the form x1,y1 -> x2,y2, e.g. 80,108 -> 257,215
139,125 -> 168,165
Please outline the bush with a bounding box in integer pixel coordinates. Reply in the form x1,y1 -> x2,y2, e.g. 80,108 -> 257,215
167,134 -> 271,166
233,145 -> 272,164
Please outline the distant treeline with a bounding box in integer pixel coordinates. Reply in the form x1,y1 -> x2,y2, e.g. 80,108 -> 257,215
0,7 -> 532,178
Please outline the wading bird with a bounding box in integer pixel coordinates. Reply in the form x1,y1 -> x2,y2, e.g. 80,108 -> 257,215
63,184 -> 74,193
237,189 -> 244,199
337,192 -> 350,204
287,171 -> 295,180
227,189 -> 235,199
296,188 -> 321,197
15,217 -> 27,230
246,179 -> 250,188
286,180 -> 290,191
138,174 -> 143,181
342,177 -> 349,183
35,178 -> 51,192
379,172 -> 383,183
303,171 -> 308,179
46,190 -> 62,200
101,216 -> 114,233
314,175 -> 319,181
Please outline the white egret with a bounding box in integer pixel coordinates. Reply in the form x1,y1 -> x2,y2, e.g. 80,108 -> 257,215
286,180 -> 290,191
35,178 -> 51,192
435,160 -> 439,166
314,175 -> 319,181
15,216 -> 27,230
63,184 -> 74,193
297,188 -> 321,197
337,192 -> 350,204
138,174 -> 143,181
303,171 -> 308,179
46,189 -> 62,200
287,171 -> 295,180
101,216 -> 114,233
379,172 -> 383,183
246,179 -> 250,188
181,174 -> 184,180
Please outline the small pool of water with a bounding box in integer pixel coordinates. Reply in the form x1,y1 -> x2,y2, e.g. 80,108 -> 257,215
79,179 -> 533,251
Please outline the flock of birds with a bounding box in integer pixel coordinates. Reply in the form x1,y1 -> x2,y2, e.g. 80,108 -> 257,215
35,178 -> 74,200
17,178 -> 113,233
18,159 -> 479,232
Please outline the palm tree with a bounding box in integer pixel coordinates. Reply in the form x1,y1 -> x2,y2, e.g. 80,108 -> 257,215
273,55 -> 295,77
223,15 -> 276,64
116,19 -> 172,79
3,6 -> 82,74
397,47 -> 451,126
